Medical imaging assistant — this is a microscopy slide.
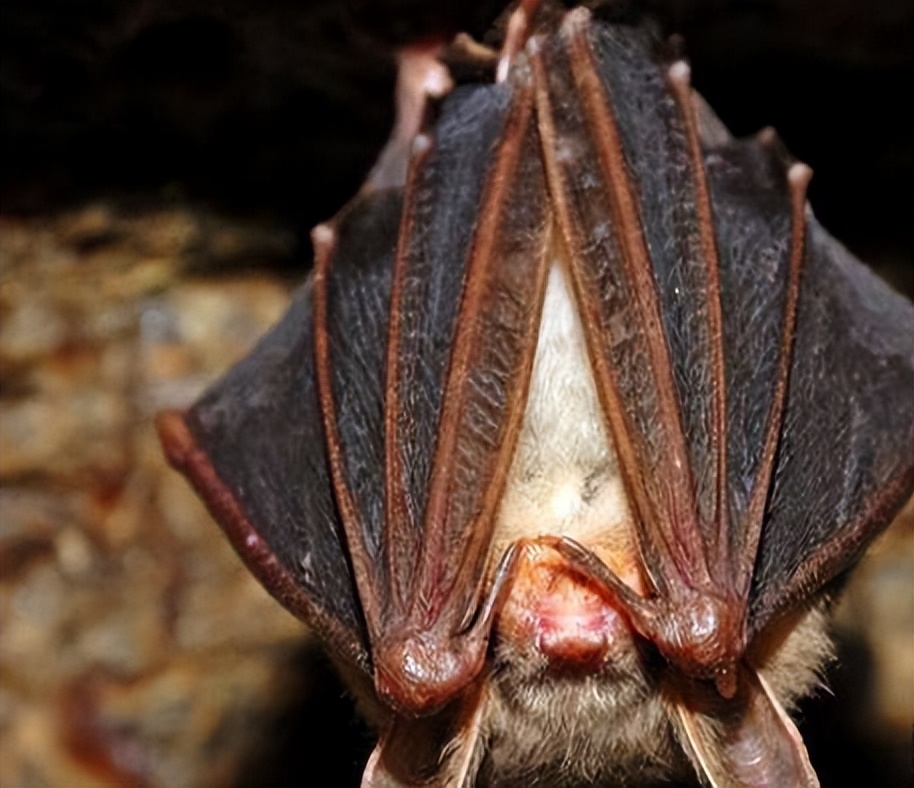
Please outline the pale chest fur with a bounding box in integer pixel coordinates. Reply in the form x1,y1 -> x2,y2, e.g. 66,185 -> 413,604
493,261 -> 634,558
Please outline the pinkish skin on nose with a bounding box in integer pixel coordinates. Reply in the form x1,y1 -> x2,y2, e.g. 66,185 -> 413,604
497,546 -> 643,671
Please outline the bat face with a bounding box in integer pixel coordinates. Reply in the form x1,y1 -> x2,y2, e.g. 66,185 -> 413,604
157,4 -> 914,787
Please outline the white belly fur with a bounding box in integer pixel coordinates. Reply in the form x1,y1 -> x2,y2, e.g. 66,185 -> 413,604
492,261 -> 635,558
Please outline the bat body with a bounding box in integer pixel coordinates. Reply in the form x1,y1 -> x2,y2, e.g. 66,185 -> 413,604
157,5 -> 914,786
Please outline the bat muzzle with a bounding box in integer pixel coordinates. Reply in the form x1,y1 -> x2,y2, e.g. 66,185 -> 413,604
496,540 -> 642,672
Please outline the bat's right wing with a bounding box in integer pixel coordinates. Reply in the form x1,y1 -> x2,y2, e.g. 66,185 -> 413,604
156,191 -> 410,673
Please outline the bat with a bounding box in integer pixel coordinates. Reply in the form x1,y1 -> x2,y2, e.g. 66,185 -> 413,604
156,3 -> 914,786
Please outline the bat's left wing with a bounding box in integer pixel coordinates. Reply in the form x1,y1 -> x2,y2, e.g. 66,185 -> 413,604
530,8 -> 913,787
165,46 -> 554,787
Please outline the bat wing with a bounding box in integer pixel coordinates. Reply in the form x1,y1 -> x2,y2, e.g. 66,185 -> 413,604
161,37 -> 552,786
747,218 -> 914,630
531,8 -> 912,785
161,64 -> 553,715
311,54 -> 553,787
157,190 -> 408,672
684,100 -> 914,633
316,63 -> 552,718
533,10 -> 751,662
536,3 -> 913,676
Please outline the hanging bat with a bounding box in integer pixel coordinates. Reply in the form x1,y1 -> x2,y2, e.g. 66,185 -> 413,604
156,3 -> 914,786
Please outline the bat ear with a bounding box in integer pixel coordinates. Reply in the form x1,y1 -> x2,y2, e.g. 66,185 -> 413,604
672,666 -> 819,788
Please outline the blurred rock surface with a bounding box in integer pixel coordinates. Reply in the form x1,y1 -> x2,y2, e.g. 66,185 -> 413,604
0,204 -> 323,788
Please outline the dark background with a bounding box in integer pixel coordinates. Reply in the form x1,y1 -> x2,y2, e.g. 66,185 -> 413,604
1,1 -> 911,786
3,0 -> 912,291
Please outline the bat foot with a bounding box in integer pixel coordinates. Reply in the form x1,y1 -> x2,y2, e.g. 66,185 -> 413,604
364,40 -> 453,192
497,0 -> 545,82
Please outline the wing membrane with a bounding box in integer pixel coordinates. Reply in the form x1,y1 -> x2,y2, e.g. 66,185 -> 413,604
382,84 -> 516,594
403,72 -> 551,631
703,136 -> 796,563
314,191 -> 404,631
316,63 -> 552,711
157,182 -> 402,671
750,220 -> 914,631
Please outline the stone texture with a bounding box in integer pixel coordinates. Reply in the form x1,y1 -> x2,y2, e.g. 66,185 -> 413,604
0,204 -> 310,788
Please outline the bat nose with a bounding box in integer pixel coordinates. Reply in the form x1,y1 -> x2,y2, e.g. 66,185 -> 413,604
497,539 -> 639,670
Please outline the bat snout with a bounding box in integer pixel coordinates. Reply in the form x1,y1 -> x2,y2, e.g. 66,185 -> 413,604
496,540 -> 640,672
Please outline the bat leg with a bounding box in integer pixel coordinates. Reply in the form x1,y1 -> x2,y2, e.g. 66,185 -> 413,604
496,0 -> 542,82
543,535 -> 663,634
365,40 -> 454,191
446,32 -> 499,71
361,682 -> 488,788
460,540 -> 524,632
672,664 -> 819,788
547,537 -> 746,691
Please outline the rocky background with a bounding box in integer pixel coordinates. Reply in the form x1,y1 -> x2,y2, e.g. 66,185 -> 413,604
1,1 -> 911,786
